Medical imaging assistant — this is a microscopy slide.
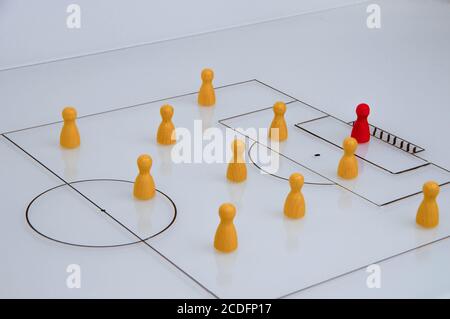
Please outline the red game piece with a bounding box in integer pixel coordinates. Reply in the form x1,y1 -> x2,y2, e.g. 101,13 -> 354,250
351,103 -> 370,143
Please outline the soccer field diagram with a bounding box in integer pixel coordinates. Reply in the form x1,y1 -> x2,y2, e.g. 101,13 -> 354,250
2,79 -> 449,298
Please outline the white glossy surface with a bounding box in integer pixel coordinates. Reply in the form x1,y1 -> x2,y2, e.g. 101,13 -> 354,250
248,141 -> 333,184
0,0 -> 365,70
0,139 -> 210,298
1,0 -> 449,298
286,238 -> 450,299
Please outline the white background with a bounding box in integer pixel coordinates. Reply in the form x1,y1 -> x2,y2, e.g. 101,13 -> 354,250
0,0 -> 365,70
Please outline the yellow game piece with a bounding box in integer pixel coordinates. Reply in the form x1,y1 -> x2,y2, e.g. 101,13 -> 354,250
337,137 -> 358,179
60,107 -> 80,149
226,139 -> 247,183
157,104 -> 176,145
283,173 -> 306,219
416,181 -> 440,228
268,101 -> 288,141
198,68 -> 216,106
214,203 -> 238,253
133,154 -> 156,200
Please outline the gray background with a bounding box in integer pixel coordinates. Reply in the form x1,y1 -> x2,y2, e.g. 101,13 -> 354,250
0,0 -> 365,70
